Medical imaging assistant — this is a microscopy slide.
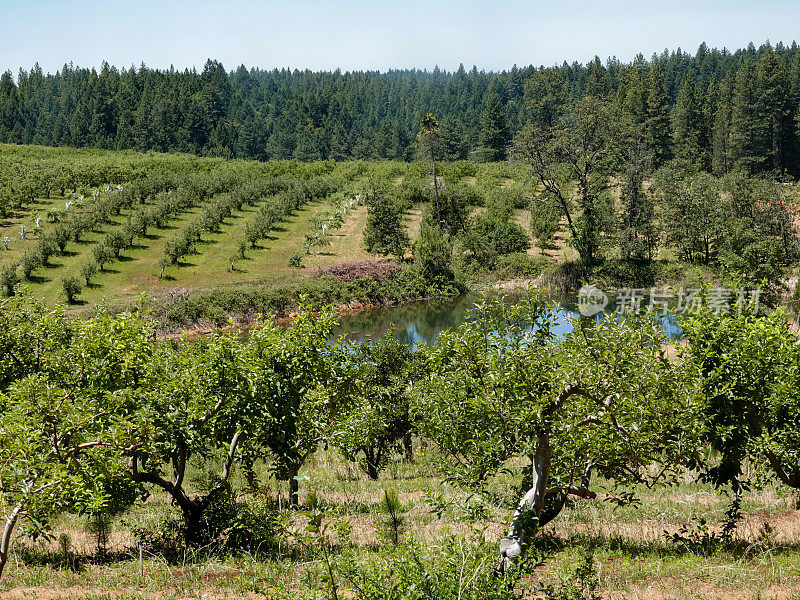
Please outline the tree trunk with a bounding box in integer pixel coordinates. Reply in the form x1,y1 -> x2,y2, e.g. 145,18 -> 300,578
363,447 -> 380,480
429,140 -> 442,228
289,469 -> 300,508
401,432 -> 413,461
0,504 -> 23,580
181,502 -> 206,545
497,432 -> 551,574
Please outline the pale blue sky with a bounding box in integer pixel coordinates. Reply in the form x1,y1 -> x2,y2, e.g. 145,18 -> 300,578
1,0 -> 798,75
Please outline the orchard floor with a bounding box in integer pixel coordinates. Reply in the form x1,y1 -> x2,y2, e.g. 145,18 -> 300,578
2,449 -> 800,599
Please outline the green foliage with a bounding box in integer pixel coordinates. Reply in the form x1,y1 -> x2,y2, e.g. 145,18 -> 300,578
0,262 -> 18,296
339,535 -> 528,600
0,297 -> 155,575
530,198 -> 560,250
245,305 -> 342,505
480,89 -> 510,161
413,219 -> 453,279
363,191 -> 410,259
465,200 -> 530,261
539,552 -> 601,600
80,260 -> 98,286
336,333 -> 416,479
379,488 -> 405,544
683,308 -> 800,491
0,44 -> 799,176
515,97 -> 620,263
415,292 -> 697,509
60,274 -> 82,303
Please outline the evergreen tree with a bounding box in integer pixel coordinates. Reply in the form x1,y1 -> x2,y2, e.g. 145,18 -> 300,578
523,67 -> 567,128
756,47 -> 796,176
729,59 -> 762,173
0,71 -> 20,142
479,89 -> 509,161
619,138 -> 656,261
586,56 -> 608,98
672,73 -> 703,164
620,54 -> 648,125
711,75 -> 734,175
645,63 -> 672,168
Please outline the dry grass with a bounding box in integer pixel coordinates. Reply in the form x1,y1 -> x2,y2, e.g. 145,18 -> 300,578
3,448 -> 800,599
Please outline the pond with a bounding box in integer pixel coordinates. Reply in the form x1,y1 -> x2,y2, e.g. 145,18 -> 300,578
332,292 -> 683,347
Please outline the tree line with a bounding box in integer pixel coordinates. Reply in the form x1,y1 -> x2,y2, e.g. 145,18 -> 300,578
1,40 -> 799,175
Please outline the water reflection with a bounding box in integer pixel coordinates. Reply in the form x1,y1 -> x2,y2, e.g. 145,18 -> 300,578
333,294 -> 683,348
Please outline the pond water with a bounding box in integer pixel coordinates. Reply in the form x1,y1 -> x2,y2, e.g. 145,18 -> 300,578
332,293 -> 683,347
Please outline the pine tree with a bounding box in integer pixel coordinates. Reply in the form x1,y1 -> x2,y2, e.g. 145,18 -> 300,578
523,67 -> 567,128
619,138 -> 655,262
479,90 -> 509,161
698,78 -> 719,171
672,73 -> 703,164
729,59 -> 762,173
586,56 -> 608,98
0,71 -> 20,142
620,54 -> 648,125
711,75 -> 734,175
645,63 -> 672,168
756,48 -> 795,176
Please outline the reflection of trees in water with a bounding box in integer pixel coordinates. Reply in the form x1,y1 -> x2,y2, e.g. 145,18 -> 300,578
333,293 -> 684,347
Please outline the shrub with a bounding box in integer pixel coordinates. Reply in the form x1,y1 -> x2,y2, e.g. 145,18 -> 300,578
0,263 -> 19,296
339,536 -> 528,600
20,250 -> 41,280
61,275 -> 82,303
495,253 -> 548,278
81,260 -> 98,285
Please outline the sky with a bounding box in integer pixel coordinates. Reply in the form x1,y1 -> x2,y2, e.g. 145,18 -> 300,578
1,0 -> 799,75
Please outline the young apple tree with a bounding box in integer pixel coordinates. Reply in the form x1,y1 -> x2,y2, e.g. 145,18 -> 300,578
127,328 -> 252,544
243,305 -> 342,507
414,294 -> 698,574
683,308 -> 800,495
0,299 -> 155,579
335,332 -> 417,479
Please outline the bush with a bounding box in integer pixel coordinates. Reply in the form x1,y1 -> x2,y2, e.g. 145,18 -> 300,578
20,250 -> 41,280
132,486 -> 282,560
61,275 -> 82,303
81,260 -> 98,285
0,263 -> 19,296
495,253 -> 548,278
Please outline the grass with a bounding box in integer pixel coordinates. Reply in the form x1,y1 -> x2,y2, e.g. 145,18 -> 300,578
3,448 -> 800,599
